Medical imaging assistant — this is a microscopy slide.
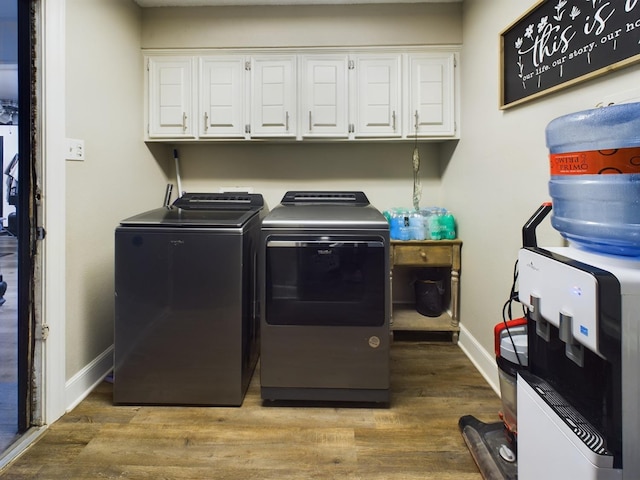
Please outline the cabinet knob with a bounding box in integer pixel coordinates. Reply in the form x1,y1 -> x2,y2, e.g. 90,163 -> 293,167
420,251 -> 427,259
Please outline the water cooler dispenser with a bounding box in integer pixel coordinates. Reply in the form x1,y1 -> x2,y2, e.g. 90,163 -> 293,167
517,245 -> 638,480
516,103 -> 640,480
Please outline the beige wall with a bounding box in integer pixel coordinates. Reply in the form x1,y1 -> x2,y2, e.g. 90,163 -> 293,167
139,5 -> 463,321
63,0 -> 640,396
63,2 -> 462,386
167,142 -> 444,214
141,3 -> 462,49
65,0 -> 169,381
137,7 -> 465,340
139,3 -> 463,212
448,0 -> 640,388
139,3 -> 463,215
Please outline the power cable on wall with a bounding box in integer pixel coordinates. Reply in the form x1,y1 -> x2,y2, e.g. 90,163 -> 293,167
412,115 -> 421,211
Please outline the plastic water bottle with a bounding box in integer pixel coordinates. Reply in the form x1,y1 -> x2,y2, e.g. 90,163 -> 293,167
428,213 -> 442,240
387,208 -> 411,241
546,102 -> 640,256
409,213 -> 425,240
440,212 -> 456,240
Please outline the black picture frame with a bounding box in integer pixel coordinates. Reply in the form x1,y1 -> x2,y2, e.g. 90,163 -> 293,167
500,0 -> 640,109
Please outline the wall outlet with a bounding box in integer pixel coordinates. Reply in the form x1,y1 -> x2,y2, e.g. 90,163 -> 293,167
65,138 -> 85,161
219,186 -> 254,193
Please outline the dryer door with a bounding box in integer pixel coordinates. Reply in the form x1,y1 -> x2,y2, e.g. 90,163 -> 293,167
265,236 -> 386,326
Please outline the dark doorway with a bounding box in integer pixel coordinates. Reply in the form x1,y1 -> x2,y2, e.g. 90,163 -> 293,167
0,0 -> 19,451
0,0 -> 34,452
16,0 -> 35,436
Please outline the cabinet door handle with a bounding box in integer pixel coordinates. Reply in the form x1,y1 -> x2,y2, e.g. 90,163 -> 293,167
414,110 -> 419,131
308,111 -> 312,131
182,112 -> 187,131
392,110 -> 397,131
286,111 -> 290,132
204,112 -> 209,132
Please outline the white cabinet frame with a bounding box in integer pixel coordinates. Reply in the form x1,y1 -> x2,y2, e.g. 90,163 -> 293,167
300,55 -> 350,139
405,52 -> 456,137
351,54 -> 402,138
199,56 -> 247,139
147,56 -> 197,139
250,56 -> 297,138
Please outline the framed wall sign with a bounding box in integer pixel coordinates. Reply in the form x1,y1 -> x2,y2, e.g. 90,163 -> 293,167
500,0 -> 640,109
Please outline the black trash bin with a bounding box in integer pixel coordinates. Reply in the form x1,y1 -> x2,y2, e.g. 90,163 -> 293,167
414,268 -> 446,317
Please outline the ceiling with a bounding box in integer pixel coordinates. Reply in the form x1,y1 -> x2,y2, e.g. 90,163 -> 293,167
134,0 -> 461,6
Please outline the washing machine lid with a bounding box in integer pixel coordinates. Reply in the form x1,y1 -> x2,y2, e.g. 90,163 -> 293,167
172,192 -> 264,211
280,191 -> 370,206
263,191 -> 388,230
120,193 -> 264,227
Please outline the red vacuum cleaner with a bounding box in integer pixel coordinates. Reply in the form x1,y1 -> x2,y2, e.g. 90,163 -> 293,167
459,204 -> 551,480
458,317 -> 527,480
494,316 -> 528,454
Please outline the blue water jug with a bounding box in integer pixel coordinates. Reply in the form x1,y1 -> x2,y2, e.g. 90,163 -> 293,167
546,102 -> 640,256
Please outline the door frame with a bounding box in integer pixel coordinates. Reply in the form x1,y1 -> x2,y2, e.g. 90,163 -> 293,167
39,0 -> 67,426
0,0 -> 66,466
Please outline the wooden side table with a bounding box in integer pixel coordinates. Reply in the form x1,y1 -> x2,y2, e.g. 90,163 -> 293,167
389,239 -> 462,343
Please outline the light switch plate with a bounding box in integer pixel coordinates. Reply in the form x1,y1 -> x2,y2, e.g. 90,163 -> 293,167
66,138 -> 85,161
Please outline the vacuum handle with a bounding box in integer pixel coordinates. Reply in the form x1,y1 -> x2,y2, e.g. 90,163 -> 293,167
522,202 -> 552,248
163,184 -> 173,207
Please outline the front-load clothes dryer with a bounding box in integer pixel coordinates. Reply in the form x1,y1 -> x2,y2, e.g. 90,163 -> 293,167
260,191 -> 391,404
114,193 -> 265,406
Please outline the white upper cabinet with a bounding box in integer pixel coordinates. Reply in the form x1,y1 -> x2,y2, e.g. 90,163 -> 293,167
144,47 -> 459,142
199,56 -> 247,138
250,56 -> 297,138
147,56 -> 196,138
406,53 -> 456,137
352,55 -> 401,138
300,55 -> 349,138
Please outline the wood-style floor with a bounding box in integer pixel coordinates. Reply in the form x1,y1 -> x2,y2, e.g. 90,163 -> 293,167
0,339 -> 500,479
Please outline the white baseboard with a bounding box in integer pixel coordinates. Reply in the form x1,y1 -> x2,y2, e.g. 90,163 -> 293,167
65,345 -> 113,412
458,323 -> 500,396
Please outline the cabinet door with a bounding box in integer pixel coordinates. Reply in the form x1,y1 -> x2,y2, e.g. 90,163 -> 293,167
199,57 -> 246,138
352,55 -> 401,138
250,56 -> 297,137
407,53 -> 456,137
147,56 -> 195,138
300,55 -> 349,138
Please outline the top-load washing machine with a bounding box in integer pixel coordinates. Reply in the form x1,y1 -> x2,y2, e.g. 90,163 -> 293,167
114,192 -> 264,406
259,191 -> 391,403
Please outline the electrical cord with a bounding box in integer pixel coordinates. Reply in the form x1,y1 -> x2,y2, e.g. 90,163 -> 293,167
412,120 -> 421,211
500,259 -> 528,367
